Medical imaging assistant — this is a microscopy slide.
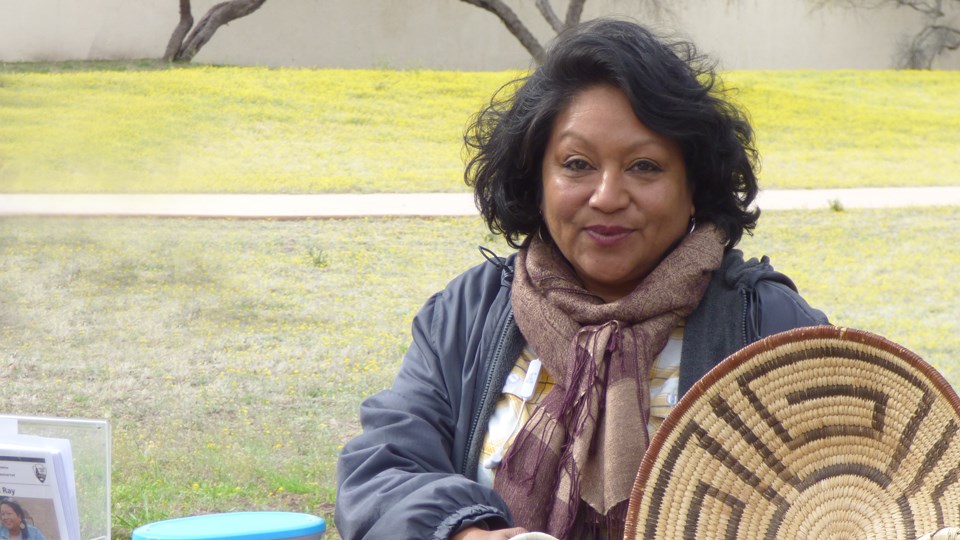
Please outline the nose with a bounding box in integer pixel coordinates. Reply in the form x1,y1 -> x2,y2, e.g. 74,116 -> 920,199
588,167 -> 630,213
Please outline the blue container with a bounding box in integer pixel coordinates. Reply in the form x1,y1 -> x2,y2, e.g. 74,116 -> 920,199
132,512 -> 326,540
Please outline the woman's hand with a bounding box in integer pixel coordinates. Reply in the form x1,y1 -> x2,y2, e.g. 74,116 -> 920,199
452,525 -> 528,539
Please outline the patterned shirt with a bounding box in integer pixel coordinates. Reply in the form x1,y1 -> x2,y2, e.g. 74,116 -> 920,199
477,323 -> 684,486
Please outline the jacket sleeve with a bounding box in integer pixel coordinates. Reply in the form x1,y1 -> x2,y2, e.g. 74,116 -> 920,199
335,291 -> 512,540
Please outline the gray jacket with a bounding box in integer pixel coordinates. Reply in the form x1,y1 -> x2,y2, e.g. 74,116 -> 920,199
335,250 -> 828,540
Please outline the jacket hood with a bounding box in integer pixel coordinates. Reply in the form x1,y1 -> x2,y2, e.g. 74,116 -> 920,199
720,249 -> 799,292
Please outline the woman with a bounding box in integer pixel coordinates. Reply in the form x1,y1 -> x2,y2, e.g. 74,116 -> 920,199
335,19 -> 828,540
0,500 -> 47,540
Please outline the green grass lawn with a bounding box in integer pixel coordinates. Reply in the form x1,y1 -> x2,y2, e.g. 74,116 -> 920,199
1,208 -> 958,538
1,62 -> 958,193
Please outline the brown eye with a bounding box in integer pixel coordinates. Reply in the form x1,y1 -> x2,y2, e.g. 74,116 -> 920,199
563,159 -> 592,171
629,159 -> 663,172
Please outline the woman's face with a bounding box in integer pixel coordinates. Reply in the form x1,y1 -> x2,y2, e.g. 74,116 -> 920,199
540,84 -> 693,302
0,504 -> 20,530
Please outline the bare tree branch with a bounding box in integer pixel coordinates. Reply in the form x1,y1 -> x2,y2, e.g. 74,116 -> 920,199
460,0 -> 547,63
531,0 -> 588,34
938,25 -> 960,49
813,0 -> 949,17
812,0 -> 959,68
163,0 -> 195,61
900,22 -> 960,66
460,0 -> 667,63
565,0 -> 588,26
535,0 -> 565,33
891,0 -> 946,16
174,0 -> 269,62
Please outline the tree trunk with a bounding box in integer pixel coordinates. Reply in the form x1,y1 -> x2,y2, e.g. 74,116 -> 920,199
163,0 -> 194,61
460,0 -> 547,63
169,0 -> 269,62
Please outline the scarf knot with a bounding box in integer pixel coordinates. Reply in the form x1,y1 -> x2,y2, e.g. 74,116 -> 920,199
604,321 -> 623,353
495,224 -> 726,538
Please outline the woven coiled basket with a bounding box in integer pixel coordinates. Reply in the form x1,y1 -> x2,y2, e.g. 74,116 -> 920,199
624,326 -> 960,540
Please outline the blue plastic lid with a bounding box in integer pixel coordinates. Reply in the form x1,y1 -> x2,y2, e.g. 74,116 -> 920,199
132,512 -> 326,540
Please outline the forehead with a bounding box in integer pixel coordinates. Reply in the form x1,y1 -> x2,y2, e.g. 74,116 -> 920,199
548,84 -> 677,150
557,84 -> 632,121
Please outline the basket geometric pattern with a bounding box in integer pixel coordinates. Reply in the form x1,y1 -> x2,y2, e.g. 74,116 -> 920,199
625,326 -> 960,540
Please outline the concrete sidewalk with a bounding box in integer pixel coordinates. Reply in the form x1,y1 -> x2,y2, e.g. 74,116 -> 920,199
2,187 -> 960,218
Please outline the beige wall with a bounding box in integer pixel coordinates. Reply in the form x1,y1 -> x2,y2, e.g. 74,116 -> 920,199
2,0 -> 958,70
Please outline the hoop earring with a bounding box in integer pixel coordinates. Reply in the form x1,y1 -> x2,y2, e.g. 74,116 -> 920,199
687,217 -> 697,235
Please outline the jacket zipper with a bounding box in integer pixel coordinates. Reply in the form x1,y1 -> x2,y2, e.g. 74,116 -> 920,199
461,310 -> 514,476
740,289 -> 750,346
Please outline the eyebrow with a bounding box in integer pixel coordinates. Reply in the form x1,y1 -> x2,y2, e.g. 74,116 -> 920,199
554,131 -> 674,153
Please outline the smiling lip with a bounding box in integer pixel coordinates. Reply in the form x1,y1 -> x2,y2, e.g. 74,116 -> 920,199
584,225 -> 633,246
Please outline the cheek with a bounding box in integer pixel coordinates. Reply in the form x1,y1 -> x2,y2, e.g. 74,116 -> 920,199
542,178 -> 587,217
655,181 -> 694,221
540,181 -> 564,226
541,190 -> 581,240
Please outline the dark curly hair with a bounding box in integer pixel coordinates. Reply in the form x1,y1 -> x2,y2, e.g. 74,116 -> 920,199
464,18 -> 759,249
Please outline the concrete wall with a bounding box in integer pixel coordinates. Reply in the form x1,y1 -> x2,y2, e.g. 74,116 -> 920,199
1,0 -> 958,70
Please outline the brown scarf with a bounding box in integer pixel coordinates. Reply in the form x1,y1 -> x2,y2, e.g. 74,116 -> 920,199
494,224 -> 726,538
